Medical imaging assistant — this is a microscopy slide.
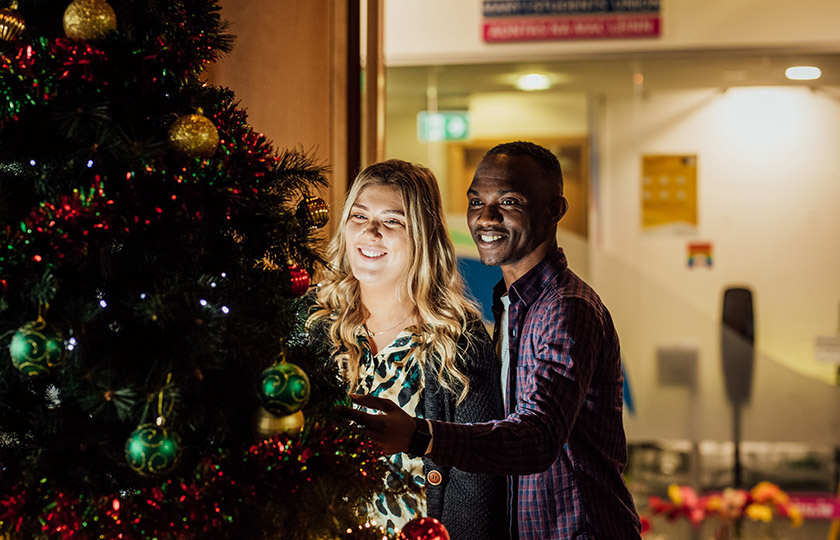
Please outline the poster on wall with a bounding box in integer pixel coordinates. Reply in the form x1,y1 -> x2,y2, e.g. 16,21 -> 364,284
482,0 -> 661,43
641,154 -> 697,234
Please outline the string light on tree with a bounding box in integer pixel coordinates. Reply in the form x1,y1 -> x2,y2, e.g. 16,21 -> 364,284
63,0 -> 117,40
0,1 -> 25,42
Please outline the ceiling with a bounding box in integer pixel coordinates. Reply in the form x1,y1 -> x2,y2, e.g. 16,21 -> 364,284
386,50 -> 840,105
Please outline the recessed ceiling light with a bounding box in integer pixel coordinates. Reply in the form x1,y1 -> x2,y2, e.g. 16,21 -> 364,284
785,66 -> 821,81
516,73 -> 551,91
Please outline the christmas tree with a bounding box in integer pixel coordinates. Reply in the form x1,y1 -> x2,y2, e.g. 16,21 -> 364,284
0,1 -> 404,538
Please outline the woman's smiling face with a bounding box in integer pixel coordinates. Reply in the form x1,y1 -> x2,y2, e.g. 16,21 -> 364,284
344,183 -> 411,289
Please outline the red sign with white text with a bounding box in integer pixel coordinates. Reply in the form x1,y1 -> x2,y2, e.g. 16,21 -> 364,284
483,14 -> 660,42
789,494 -> 840,520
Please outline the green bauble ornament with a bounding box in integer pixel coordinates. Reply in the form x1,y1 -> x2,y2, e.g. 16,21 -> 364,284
9,319 -> 65,377
257,362 -> 310,416
124,422 -> 182,477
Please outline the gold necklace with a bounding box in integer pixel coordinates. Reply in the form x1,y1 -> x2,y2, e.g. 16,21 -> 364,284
364,312 -> 415,337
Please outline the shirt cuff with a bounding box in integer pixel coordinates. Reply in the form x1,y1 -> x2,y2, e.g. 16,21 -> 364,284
424,418 -> 433,455
427,419 -> 474,467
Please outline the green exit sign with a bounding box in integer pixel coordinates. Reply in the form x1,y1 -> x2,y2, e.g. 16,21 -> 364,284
417,111 -> 470,142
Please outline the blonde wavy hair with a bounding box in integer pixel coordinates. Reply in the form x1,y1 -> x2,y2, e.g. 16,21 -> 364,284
309,159 -> 481,403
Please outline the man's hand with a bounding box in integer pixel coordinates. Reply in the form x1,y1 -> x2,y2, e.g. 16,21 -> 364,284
339,394 -> 416,455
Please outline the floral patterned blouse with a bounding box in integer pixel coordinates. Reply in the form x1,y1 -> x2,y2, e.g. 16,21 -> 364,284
349,328 -> 426,535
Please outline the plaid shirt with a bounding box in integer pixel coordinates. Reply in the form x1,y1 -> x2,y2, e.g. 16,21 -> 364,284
428,248 -> 641,539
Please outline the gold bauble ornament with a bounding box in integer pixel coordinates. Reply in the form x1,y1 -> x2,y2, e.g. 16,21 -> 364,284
167,110 -> 220,159
296,195 -> 330,229
0,1 -> 25,42
63,0 -> 117,40
251,407 -> 304,441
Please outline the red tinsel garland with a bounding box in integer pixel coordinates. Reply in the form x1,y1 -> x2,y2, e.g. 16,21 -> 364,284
0,421 -> 391,540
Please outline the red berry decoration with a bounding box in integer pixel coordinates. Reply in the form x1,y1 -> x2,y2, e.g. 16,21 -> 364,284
399,517 -> 450,540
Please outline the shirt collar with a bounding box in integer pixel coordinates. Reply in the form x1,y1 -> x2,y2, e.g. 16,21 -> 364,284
492,247 -> 568,309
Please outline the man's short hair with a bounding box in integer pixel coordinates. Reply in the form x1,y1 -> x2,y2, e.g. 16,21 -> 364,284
485,141 -> 564,195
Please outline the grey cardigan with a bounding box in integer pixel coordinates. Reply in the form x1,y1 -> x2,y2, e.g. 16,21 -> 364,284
422,318 -> 508,540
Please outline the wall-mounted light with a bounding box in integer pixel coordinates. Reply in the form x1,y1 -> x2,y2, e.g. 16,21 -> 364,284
785,66 -> 821,81
515,73 -> 552,91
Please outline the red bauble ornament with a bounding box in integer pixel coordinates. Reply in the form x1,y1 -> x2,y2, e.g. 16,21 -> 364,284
399,517 -> 450,540
286,263 -> 310,297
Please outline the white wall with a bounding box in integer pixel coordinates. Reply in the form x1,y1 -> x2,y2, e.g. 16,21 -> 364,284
597,85 -> 840,443
469,92 -> 588,137
383,0 -> 840,445
385,0 -> 840,66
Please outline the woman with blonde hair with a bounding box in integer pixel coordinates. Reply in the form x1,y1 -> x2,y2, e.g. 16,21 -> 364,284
309,159 -> 507,539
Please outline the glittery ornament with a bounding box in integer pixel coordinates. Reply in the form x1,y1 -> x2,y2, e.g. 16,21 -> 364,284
285,263 -> 310,297
63,0 -> 117,40
296,195 -> 330,229
9,319 -> 65,377
257,361 -> 310,416
0,1 -> 25,42
167,110 -> 220,159
399,517 -> 450,540
124,422 -> 182,477
251,407 -> 304,441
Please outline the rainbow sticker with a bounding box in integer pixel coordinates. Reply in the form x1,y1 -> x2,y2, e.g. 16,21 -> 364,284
688,242 -> 712,268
